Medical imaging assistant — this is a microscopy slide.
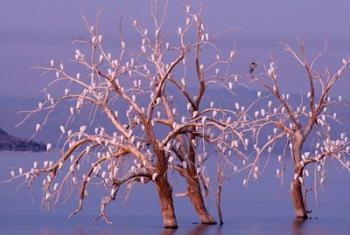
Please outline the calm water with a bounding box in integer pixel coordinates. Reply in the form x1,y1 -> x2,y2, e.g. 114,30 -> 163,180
1,151 -> 350,235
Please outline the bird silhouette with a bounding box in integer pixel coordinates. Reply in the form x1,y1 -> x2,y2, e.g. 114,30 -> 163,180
249,62 -> 259,74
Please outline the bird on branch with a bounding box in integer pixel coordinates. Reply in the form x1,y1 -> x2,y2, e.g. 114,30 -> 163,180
249,61 -> 259,74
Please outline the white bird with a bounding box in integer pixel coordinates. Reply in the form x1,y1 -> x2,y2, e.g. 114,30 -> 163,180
320,177 -> 325,184
298,176 -> 304,184
46,143 -> 52,151
35,123 -> 41,132
67,130 -> 72,137
268,101 -> 272,108
181,78 -> 186,86
276,169 -> 281,177
59,125 -> 65,134
278,155 -> 282,163
111,188 -> 117,196
121,41 -> 126,49
235,102 -> 240,110
210,101 -> 214,108
152,172 -> 159,181
168,156 -> 174,164
229,82 -> 233,89
80,125 -> 87,133
38,102 -> 43,110
177,27 -> 182,34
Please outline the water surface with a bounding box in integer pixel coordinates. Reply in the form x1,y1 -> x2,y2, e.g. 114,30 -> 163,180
1,152 -> 350,235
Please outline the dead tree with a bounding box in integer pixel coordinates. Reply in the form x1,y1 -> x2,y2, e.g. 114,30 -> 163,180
245,39 -> 350,218
8,2 -> 248,227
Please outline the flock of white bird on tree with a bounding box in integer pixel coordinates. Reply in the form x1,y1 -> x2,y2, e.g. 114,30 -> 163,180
5,1 -> 350,228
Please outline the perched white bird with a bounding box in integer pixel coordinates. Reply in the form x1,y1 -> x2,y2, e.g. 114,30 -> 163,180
152,172 -> 159,181
35,123 -> 41,132
80,125 -> 87,133
59,125 -> 65,134
228,82 -> 233,89
181,78 -> 186,86
53,183 -> 59,191
46,143 -> 52,151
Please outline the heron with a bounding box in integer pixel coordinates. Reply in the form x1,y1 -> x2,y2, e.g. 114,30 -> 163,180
249,61 -> 259,74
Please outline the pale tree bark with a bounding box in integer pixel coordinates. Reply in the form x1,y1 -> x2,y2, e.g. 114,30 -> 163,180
186,167 -> 216,224
157,177 -> 178,228
291,130 -> 308,218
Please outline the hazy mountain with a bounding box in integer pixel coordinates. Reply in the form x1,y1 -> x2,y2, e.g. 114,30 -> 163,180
1,86 -> 349,148
0,128 -> 45,151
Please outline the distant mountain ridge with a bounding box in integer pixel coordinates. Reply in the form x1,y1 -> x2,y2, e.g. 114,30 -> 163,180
1,86 -> 350,146
0,128 -> 45,152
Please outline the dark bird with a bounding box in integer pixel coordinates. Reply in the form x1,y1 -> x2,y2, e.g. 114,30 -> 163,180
249,62 -> 259,74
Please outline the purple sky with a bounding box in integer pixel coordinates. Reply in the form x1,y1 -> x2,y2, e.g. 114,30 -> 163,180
1,0 -> 350,97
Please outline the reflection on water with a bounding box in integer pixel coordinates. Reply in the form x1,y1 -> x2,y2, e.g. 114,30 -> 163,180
3,218 -> 347,235
292,218 -> 306,235
1,152 -> 350,235
10,224 -> 222,235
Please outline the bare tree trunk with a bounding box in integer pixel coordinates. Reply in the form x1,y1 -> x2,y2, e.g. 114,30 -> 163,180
291,176 -> 307,219
156,178 -> 178,228
185,164 -> 216,224
291,132 -> 308,219
155,148 -> 178,228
